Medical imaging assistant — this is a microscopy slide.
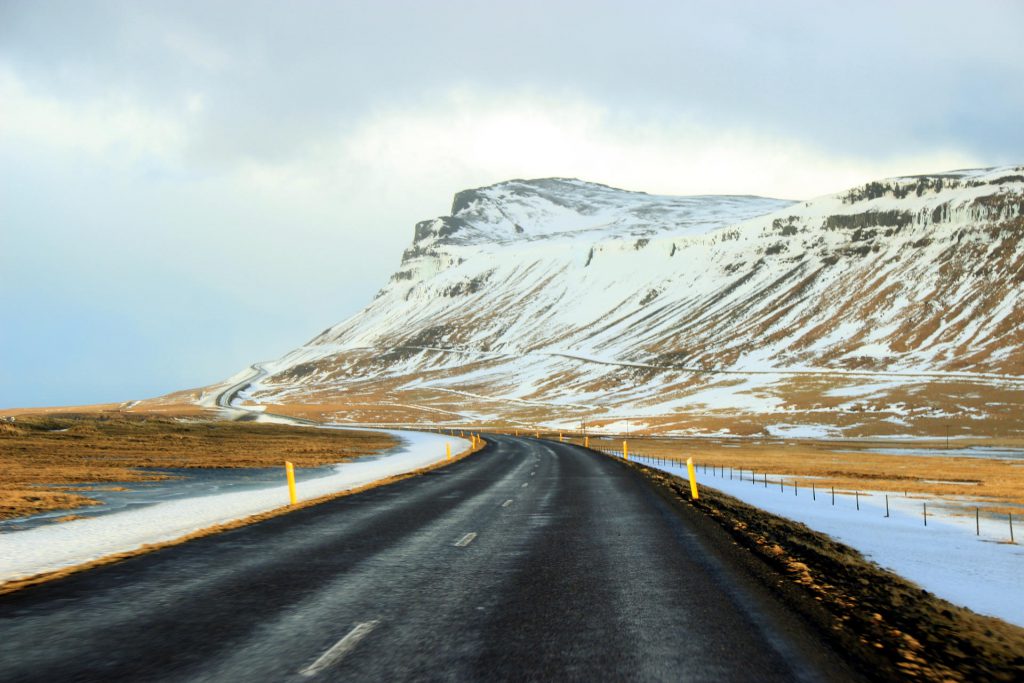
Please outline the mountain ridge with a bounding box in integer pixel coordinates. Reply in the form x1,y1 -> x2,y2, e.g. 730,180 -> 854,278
161,166 -> 1024,437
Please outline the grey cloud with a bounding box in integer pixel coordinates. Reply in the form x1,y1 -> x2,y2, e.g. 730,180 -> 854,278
3,0 -> 1021,165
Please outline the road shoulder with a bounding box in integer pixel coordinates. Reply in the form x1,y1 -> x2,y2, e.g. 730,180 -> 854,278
620,456 -> 1024,682
0,432 -> 484,597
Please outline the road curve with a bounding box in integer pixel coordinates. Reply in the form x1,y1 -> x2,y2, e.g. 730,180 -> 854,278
215,363 -> 268,409
0,436 -> 861,681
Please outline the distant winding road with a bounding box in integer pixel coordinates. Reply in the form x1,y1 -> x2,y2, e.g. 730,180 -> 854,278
215,363 -> 268,409
0,436 -> 860,681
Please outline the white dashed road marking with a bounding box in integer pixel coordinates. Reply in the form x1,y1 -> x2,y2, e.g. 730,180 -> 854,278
299,620 -> 380,677
454,532 -> 478,547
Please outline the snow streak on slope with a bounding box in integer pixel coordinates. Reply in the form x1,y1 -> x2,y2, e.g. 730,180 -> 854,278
200,170 -> 1024,435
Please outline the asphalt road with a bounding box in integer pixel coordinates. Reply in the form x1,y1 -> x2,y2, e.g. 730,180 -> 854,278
0,436 -> 860,682
215,364 -> 267,409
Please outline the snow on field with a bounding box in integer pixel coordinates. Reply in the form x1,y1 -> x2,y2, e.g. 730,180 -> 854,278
620,451 -> 1024,627
0,430 -> 470,583
764,424 -> 842,439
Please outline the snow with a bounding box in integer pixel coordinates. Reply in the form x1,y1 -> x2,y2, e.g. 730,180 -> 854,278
0,429 -> 470,583
683,377 -> 785,413
765,423 -> 842,439
448,178 -> 795,244
623,452 -> 1024,627
227,167 -> 1024,432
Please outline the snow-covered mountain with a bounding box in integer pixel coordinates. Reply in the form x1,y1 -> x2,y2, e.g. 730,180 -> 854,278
187,168 -> 1024,437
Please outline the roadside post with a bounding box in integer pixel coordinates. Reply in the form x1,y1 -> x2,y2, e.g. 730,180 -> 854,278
285,461 -> 297,506
686,457 -> 699,500
584,435 -> 590,448
446,442 -> 451,460
623,440 -> 629,461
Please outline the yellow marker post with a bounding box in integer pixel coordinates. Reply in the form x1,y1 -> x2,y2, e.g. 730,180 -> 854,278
559,432 -> 563,443
446,442 -> 452,460
623,440 -> 629,461
686,457 -> 699,500
285,461 -> 297,506
584,435 -> 590,448
535,430 -> 540,438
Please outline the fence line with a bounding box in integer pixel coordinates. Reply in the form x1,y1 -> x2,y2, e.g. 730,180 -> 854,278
594,445 -> 1019,544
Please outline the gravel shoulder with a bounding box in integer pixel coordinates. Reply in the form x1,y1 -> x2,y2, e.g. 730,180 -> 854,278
622,457 -> 1024,682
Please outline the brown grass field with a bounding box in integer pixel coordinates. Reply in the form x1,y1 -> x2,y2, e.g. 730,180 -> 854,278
0,413 -> 397,520
565,434 -> 1024,512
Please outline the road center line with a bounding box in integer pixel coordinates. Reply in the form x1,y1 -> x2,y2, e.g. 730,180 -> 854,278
502,499 -> 514,507
454,532 -> 478,547
521,482 -> 529,488
299,620 -> 380,677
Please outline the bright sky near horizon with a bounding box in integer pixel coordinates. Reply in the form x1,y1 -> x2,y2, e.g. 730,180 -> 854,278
2,0 -> 1022,408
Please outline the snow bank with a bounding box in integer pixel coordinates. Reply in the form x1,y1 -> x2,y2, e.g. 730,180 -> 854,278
619,451 -> 1024,627
0,430 -> 470,583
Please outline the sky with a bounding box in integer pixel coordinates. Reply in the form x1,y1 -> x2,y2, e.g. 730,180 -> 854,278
2,0 -> 1023,408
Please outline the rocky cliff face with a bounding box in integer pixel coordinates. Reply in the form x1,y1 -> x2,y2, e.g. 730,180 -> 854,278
209,168 -> 1024,437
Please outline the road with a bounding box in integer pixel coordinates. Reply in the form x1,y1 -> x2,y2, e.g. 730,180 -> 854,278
215,364 -> 268,409
0,436 -> 860,681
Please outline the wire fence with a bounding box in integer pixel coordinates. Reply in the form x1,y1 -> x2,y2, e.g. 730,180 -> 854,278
594,446 -> 1018,545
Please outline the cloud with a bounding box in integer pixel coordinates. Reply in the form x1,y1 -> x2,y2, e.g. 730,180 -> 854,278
0,67 -> 187,164
4,1 -> 1022,167
342,88 -> 982,201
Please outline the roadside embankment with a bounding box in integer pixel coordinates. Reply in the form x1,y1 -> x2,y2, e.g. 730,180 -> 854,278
626,458 -> 1024,682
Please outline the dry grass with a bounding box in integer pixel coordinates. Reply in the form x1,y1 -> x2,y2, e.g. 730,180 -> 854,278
152,374 -> 1024,444
0,413 -> 397,520
76,345 -> 1024,444
569,435 -> 1024,509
